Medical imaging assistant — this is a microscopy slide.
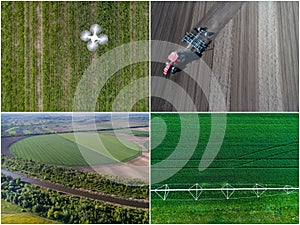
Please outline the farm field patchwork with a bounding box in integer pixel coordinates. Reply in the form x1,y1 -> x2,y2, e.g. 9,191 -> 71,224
1,113 -> 149,137
10,133 -> 141,166
1,1 -> 149,112
151,113 -> 299,223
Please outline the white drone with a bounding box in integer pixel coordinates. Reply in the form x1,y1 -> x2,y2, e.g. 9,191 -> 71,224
80,24 -> 108,52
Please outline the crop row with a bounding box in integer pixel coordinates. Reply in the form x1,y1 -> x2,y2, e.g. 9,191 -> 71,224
2,2 -> 149,112
151,114 -> 299,187
9,134 -> 141,166
151,113 -> 298,160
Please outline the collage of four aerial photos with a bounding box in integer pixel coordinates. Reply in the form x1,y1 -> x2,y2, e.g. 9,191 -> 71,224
1,1 -> 299,224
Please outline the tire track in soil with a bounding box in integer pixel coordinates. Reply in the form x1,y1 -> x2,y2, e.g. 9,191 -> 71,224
230,2 -> 258,111
277,1 -> 299,111
151,1 -> 298,111
151,1 -> 211,111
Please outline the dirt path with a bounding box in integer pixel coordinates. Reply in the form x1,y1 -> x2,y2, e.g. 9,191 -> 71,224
151,1 -> 298,112
1,169 -> 148,209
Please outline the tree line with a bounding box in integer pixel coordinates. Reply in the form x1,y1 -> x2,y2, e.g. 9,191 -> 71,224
2,155 -> 149,199
1,175 -> 149,224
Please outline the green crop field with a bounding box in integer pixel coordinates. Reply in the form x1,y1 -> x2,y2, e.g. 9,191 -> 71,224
22,130 -> 32,135
151,113 -> 299,224
1,1 -> 149,112
1,200 -> 57,224
10,133 -> 141,166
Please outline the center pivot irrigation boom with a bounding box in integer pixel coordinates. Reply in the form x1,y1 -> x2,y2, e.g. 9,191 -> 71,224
163,27 -> 214,76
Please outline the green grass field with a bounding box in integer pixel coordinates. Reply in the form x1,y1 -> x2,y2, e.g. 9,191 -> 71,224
1,1 -> 149,112
1,200 -> 57,224
151,113 -> 299,223
10,133 -> 141,166
151,193 -> 298,224
22,130 -> 32,135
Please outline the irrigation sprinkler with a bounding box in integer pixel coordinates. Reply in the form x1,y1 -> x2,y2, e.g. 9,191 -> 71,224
284,185 -> 296,194
252,183 -> 266,198
154,184 -> 170,200
221,183 -> 235,199
151,183 -> 299,201
188,183 -> 203,200
80,24 -> 108,51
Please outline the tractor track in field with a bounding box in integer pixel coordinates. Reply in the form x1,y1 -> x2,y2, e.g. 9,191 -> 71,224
151,1 -> 298,112
1,169 -> 149,209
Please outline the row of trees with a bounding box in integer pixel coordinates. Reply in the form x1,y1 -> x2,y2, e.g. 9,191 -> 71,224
1,175 -> 149,224
2,155 -> 149,199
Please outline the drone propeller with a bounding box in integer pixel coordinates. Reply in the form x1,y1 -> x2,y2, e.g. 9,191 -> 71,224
80,30 -> 91,42
81,24 -> 107,51
90,24 -> 101,35
87,41 -> 99,52
98,34 -> 108,45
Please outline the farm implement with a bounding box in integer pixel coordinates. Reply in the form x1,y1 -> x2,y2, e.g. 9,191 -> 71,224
163,27 -> 214,76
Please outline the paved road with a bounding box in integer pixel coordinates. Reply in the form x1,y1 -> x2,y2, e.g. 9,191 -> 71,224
1,169 -> 149,209
151,1 -> 298,112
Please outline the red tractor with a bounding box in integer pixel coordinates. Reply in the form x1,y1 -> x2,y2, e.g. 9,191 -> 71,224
163,27 -> 213,76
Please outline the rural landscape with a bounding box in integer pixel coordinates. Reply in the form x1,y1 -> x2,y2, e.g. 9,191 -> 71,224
151,113 -> 299,223
1,1 -> 149,112
1,113 -> 149,223
151,1 -> 298,112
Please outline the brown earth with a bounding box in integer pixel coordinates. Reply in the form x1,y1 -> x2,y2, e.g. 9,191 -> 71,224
1,136 -> 29,156
73,133 -> 149,182
151,1 -> 299,112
